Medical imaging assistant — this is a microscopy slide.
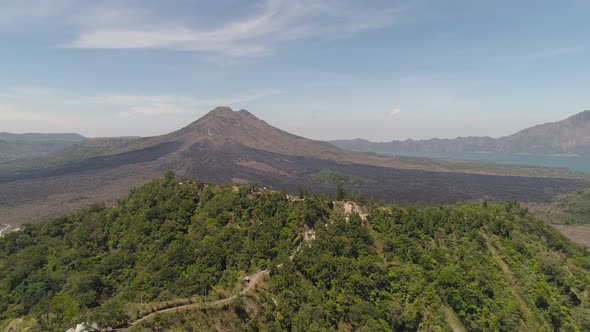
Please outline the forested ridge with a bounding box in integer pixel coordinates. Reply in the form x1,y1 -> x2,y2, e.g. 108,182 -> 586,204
1,173 -> 589,331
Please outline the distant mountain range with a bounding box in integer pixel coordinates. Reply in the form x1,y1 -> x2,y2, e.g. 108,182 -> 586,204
0,132 -> 85,162
0,107 -> 584,224
0,132 -> 85,142
332,110 -> 590,156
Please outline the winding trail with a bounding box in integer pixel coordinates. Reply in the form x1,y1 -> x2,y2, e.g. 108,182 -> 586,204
110,222 -> 316,330
116,270 -> 269,331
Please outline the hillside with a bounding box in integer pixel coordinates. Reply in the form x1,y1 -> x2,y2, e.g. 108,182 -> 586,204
0,175 -> 589,331
533,187 -> 590,247
0,132 -> 86,162
0,107 -> 585,225
332,110 -> 590,156
538,187 -> 590,225
528,187 -> 590,247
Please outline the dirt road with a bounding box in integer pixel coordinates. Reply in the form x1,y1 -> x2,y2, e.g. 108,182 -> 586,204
117,270 -> 269,331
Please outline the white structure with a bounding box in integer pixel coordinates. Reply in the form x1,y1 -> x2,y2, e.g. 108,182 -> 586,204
65,322 -> 98,332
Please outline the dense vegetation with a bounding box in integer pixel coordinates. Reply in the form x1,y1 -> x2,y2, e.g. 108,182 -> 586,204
310,168 -> 377,186
540,187 -> 590,225
1,173 -> 589,331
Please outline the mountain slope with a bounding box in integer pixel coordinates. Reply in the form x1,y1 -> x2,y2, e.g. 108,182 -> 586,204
168,107 -> 345,159
0,107 -> 585,225
1,177 -> 588,331
332,110 -> 590,156
503,111 -> 590,155
536,187 -> 590,225
0,132 -> 86,162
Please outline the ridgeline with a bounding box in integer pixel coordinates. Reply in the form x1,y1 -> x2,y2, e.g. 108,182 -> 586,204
1,173 -> 589,331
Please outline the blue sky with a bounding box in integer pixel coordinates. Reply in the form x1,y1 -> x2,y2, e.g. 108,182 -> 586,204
0,0 -> 589,141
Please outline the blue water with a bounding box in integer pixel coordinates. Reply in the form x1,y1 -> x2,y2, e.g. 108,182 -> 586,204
389,152 -> 590,173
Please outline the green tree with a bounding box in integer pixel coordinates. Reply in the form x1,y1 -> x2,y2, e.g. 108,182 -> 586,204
49,293 -> 79,328
335,183 -> 346,201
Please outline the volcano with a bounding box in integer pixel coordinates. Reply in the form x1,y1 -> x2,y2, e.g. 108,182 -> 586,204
0,107 -> 584,224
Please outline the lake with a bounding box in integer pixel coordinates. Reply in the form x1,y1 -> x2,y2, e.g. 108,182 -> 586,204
389,152 -> 590,173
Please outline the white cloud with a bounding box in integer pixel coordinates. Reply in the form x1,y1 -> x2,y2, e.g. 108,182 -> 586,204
64,0 -> 405,56
0,1 -> 405,57
387,108 -> 401,117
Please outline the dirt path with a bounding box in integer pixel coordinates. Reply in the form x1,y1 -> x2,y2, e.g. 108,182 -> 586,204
480,232 -> 539,331
442,305 -> 466,332
117,270 -> 269,331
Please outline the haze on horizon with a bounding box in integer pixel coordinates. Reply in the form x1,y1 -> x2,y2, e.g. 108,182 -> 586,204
0,0 -> 589,141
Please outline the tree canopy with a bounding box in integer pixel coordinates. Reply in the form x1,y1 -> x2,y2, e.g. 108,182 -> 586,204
0,174 -> 589,331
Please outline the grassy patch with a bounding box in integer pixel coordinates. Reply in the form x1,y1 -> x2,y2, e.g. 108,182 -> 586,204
538,187 -> 590,224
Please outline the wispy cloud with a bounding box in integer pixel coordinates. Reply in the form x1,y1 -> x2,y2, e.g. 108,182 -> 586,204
525,46 -> 585,60
0,86 -> 64,100
64,89 -> 284,117
204,89 -> 285,105
479,45 -> 585,65
64,0 -> 405,56
0,104 -> 84,126
118,104 -> 185,118
0,87 -> 285,135
0,0 -> 406,57
5,87 -> 282,103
